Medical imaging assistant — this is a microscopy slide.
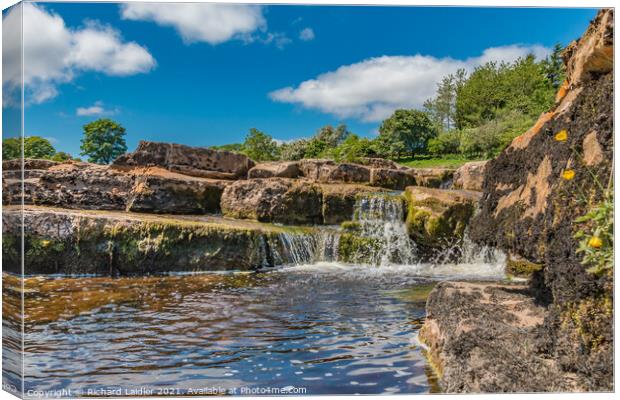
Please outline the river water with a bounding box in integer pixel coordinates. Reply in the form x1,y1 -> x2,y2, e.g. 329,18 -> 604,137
4,193 -> 505,396
4,260 -> 504,397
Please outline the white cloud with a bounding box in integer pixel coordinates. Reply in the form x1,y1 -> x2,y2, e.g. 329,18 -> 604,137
299,27 -> 315,41
76,101 -> 117,116
120,3 -> 265,45
270,45 -> 551,122
2,3 -> 155,106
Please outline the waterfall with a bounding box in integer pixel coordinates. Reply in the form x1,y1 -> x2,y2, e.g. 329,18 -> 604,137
348,193 -> 417,266
274,229 -> 340,266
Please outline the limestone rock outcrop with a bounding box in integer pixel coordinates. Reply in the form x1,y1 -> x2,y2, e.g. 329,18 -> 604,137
410,168 -> 454,188
248,161 -> 301,179
113,141 -> 255,179
221,178 -> 323,224
452,161 -> 488,191
455,9 -> 613,391
405,187 -> 481,253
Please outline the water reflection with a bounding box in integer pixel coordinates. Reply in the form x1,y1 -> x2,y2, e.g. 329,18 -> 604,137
4,266 -> 444,395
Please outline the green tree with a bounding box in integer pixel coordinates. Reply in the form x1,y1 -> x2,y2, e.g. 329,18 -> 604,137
2,137 -> 21,160
279,139 -> 309,161
3,136 -> 58,160
542,43 -> 566,89
378,109 -> 436,158
331,134 -> 375,162
80,119 -> 128,164
242,128 -> 280,161
50,152 -> 74,162
427,131 -> 461,155
303,138 -> 328,158
314,124 -> 351,147
372,131 -> 406,159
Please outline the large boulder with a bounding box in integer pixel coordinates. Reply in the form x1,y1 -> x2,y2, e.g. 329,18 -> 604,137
126,168 -> 228,214
248,161 -> 301,179
298,159 -> 336,180
113,141 -> 255,179
6,163 -> 135,210
357,157 -> 405,170
405,186 -> 481,252
410,168 -> 455,188
320,183 -> 386,225
469,9 -> 613,390
221,178 -> 323,224
452,161 -> 488,191
370,168 -> 416,190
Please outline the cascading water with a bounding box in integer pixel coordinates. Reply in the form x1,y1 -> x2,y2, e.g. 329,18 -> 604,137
273,228 -> 341,265
350,193 -> 417,266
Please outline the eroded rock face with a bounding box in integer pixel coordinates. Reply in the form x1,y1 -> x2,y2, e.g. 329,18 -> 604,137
2,206 -> 305,274
126,169 -> 228,214
405,186 -> 480,253
221,178 -> 323,224
420,282 -> 575,392
248,161 -> 301,179
3,158 -> 61,171
369,168 -> 416,190
321,183 -> 386,225
2,163 -> 230,215
452,161 -> 488,191
113,141 -> 255,179
469,9 -> 613,390
410,168 -> 454,188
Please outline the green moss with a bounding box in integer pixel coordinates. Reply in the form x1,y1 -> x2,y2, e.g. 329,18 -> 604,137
338,233 -> 382,264
340,221 -> 362,233
506,258 -> 543,278
561,296 -> 613,350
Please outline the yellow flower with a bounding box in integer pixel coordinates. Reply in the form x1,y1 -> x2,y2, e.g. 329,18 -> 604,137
562,169 -> 575,180
40,240 -> 51,248
588,236 -> 603,249
554,130 -> 568,142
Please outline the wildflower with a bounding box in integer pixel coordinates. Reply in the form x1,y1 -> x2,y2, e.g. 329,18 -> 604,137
562,169 -> 575,180
554,130 -> 568,142
40,240 -> 51,248
588,236 -> 603,249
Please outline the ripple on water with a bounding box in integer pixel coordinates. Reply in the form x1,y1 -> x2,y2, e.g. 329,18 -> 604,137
3,263 -> 503,395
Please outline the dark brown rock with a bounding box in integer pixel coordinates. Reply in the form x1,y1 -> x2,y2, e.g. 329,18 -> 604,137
126,169 -> 228,214
113,141 -> 255,179
320,183 -> 386,225
220,178 -> 323,224
2,158 -> 61,171
370,168 -> 416,190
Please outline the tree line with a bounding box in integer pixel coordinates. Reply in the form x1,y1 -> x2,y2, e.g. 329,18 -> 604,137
3,45 -> 564,165
214,44 -> 565,162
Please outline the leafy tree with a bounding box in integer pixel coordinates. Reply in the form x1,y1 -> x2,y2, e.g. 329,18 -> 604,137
423,70 -> 466,132
3,136 -> 58,160
50,152 -> 74,162
303,138 -> 328,159
542,43 -> 566,89
427,131 -> 461,155
279,139 -> 309,161
24,136 -> 56,159
80,119 -> 128,164
378,109 -> 436,158
372,131 -> 406,159
331,134 -> 375,162
242,128 -> 280,161
314,124 -> 351,147
2,137 -> 21,160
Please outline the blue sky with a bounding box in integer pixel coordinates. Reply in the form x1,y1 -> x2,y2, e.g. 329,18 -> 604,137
3,3 -> 597,157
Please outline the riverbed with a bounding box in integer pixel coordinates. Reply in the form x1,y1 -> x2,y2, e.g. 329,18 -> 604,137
2,261 -> 504,396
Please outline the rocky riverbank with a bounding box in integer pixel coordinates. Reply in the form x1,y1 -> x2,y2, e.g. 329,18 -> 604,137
419,9 -> 613,392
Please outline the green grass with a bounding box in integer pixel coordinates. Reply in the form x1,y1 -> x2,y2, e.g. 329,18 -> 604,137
396,155 -> 486,169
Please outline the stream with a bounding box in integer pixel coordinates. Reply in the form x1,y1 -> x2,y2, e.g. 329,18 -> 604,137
3,193 -> 506,396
